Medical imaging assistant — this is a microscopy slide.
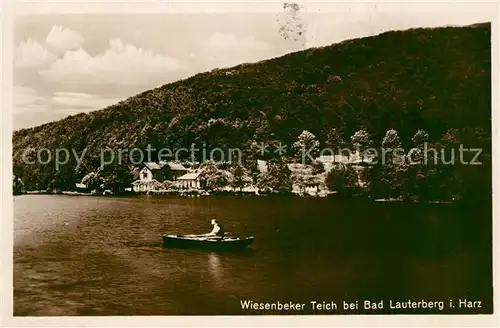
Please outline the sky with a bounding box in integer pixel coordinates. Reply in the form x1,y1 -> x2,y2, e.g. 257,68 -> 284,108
13,6 -> 494,130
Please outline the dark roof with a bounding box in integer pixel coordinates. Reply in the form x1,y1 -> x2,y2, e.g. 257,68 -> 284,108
143,161 -> 187,171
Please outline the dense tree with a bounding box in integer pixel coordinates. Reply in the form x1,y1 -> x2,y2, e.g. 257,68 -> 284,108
229,162 -> 252,191
101,165 -> 134,192
199,162 -> 230,191
257,158 -> 293,193
325,164 -> 359,196
293,130 -> 320,164
382,129 -> 402,153
242,156 -> 260,184
374,129 -> 407,197
411,129 -> 429,148
325,128 -> 345,158
351,129 -> 373,162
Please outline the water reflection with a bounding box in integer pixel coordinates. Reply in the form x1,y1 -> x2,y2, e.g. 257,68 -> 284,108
207,252 -> 222,283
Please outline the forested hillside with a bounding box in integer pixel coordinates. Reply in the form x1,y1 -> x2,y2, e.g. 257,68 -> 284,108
12,23 -> 491,202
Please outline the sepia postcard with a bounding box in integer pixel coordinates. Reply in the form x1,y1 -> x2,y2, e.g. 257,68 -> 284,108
1,0 -> 499,327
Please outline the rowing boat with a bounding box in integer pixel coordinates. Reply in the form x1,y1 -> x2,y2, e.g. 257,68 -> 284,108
162,234 -> 254,251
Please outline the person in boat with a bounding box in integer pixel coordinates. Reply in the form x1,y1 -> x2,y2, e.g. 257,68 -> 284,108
207,219 -> 225,237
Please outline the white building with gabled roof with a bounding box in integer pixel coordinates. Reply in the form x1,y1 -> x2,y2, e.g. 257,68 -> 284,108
176,171 -> 203,189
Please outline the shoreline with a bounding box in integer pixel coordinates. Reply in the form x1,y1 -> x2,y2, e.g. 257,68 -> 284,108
19,190 -> 331,197
374,198 -> 455,204
15,190 -> 457,203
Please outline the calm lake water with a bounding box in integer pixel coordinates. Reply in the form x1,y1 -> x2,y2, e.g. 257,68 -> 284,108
13,195 -> 492,315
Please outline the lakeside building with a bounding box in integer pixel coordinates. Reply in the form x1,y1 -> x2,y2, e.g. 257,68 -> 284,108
176,171 -> 203,189
138,161 -> 187,183
133,161 -> 203,191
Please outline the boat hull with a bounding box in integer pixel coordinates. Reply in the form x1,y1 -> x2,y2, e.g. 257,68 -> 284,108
163,234 -> 254,251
